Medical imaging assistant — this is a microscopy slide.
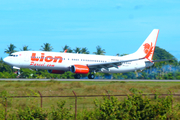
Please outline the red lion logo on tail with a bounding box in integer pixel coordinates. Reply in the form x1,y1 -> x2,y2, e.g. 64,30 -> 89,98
143,42 -> 154,60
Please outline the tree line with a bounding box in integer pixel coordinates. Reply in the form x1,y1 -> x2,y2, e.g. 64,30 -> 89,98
4,43 -> 106,55
1,43 -> 180,79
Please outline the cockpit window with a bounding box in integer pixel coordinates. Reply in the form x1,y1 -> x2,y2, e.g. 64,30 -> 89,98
10,54 -> 18,57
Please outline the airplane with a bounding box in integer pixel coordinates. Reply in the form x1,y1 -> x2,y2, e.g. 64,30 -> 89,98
3,29 -> 162,79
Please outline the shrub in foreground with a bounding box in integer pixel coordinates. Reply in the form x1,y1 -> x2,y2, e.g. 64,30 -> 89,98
80,89 -> 180,120
1,89 -> 180,119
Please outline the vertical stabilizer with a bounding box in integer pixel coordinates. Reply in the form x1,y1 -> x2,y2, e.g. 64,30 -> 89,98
134,29 -> 159,61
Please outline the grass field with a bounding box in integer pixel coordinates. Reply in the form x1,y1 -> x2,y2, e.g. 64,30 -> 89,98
1,80 -> 180,113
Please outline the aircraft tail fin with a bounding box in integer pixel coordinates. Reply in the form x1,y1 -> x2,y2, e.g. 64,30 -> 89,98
134,29 -> 159,61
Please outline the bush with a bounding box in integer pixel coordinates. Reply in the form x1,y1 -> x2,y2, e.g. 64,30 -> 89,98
81,88 -> 180,120
16,107 -> 48,120
50,101 -> 73,120
1,89 -> 180,119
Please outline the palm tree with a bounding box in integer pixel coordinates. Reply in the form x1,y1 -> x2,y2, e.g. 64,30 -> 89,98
93,45 -> 106,55
116,53 -> 120,56
73,47 -> 81,53
40,43 -> 53,51
81,47 -> 90,54
120,54 -> 128,56
0,57 -> 3,67
4,44 -> 17,56
61,45 -> 72,53
20,45 -> 31,51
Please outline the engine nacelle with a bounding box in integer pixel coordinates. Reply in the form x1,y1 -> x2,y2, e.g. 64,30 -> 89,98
70,65 -> 89,74
48,70 -> 65,74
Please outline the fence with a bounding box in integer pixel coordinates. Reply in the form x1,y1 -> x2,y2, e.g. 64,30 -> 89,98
1,91 -> 180,120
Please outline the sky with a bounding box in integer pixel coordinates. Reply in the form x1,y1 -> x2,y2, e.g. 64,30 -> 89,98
0,0 -> 180,60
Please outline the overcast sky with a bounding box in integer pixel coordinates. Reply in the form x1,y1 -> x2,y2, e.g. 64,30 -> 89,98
0,0 -> 180,60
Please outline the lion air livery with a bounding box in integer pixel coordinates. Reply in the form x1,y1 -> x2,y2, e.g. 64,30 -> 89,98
4,29 -> 160,79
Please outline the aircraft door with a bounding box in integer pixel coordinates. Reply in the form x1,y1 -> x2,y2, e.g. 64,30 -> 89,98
135,62 -> 138,70
24,53 -> 30,62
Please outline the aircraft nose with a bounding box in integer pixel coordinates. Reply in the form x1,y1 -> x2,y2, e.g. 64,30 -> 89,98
3,58 -> 7,62
3,57 -> 10,64
3,57 -> 7,63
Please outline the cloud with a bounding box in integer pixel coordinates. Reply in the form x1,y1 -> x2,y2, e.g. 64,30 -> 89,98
134,5 -> 143,10
116,4 -> 121,9
129,14 -> 134,19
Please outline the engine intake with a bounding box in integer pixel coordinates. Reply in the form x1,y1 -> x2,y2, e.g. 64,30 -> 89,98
70,65 -> 89,74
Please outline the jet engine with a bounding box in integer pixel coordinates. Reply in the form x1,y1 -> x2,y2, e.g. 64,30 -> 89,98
48,70 -> 65,74
70,65 -> 89,74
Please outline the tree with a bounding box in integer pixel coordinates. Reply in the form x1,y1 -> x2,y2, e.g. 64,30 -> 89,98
4,44 -> 17,56
20,45 -> 31,51
153,46 -> 178,67
116,53 -> 128,56
93,46 -> 106,55
81,47 -> 90,54
61,45 -> 72,53
116,53 -> 120,56
73,47 -> 81,53
153,46 -> 175,60
40,43 -> 53,51
120,54 -> 128,56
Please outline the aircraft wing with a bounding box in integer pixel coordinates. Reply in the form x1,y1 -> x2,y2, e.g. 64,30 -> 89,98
87,58 -> 141,71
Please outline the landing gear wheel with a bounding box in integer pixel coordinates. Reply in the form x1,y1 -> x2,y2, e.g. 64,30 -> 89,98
88,74 -> 95,79
17,70 -> 20,75
74,74 -> 80,79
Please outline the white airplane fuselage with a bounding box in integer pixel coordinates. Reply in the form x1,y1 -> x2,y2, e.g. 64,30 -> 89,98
3,51 -> 153,73
3,29 -> 159,79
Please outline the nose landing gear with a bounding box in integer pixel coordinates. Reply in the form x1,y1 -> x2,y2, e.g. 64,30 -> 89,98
17,69 -> 21,75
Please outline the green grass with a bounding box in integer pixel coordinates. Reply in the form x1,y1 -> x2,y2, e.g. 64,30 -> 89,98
1,80 -> 180,95
1,80 -> 180,113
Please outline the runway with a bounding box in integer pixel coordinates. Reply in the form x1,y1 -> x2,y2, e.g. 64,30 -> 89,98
0,79 -> 180,82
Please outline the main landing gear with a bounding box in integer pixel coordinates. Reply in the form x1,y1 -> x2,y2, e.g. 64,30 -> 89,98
88,74 -> 95,79
74,73 -> 95,79
74,74 -> 81,79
